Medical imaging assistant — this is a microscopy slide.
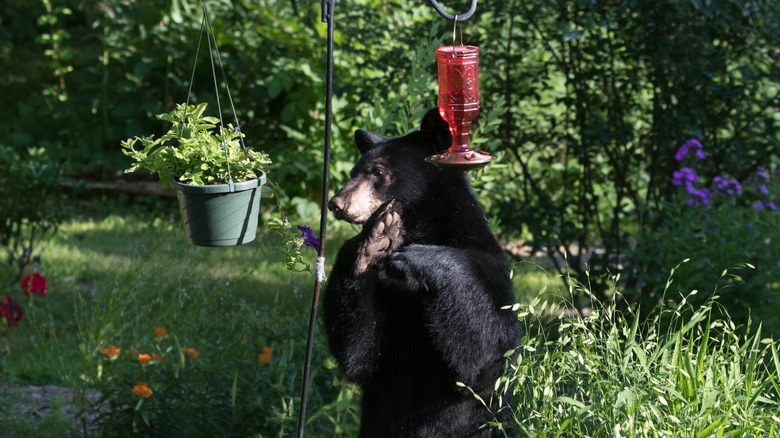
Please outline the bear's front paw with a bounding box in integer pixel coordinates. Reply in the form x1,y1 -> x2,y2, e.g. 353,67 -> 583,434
355,201 -> 404,275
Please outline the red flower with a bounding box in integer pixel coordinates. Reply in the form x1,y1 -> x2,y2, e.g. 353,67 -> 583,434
21,273 -> 47,298
1,295 -> 24,327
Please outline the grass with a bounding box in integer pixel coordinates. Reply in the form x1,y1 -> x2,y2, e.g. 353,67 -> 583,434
1,197 -> 779,437
499,271 -> 780,437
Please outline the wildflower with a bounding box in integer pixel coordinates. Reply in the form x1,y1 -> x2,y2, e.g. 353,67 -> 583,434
21,273 -> 47,298
714,176 -> 742,196
675,138 -> 705,161
0,295 -> 24,327
685,186 -> 711,206
753,200 -> 777,211
100,344 -> 121,360
181,347 -> 198,360
131,381 -> 153,398
672,167 -> 699,187
154,326 -> 167,340
138,353 -> 152,365
258,346 -> 273,364
297,225 -> 320,252
152,353 -> 163,361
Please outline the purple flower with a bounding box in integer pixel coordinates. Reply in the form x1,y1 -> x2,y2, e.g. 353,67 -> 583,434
297,225 -> 320,253
753,200 -> 777,211
675,138 -> 705,161
685,186 -> 711,206
760,185 -> 769,195
674,146 -> 688,162
712,176 -> 742,196
727,178 -> 741,196
672,167 -> 699,186
758,166 -> 768,180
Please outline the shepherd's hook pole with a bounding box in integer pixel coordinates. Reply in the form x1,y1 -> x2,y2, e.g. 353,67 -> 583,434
297,0 -> 335,436
427,0 -> 477,21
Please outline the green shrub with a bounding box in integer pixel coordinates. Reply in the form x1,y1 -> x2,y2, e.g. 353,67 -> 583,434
632,139 -> 780,335
0,145 -> 66,284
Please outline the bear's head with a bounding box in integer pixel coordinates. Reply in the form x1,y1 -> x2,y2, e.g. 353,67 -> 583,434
328,109 -> 456,224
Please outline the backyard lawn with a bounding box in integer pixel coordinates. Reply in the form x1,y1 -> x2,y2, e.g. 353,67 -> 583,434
1,196 -> 779,437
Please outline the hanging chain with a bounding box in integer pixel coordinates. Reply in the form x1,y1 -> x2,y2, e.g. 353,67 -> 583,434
181,0 -> 245,189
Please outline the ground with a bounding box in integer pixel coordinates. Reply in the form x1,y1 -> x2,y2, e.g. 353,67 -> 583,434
0,384 -> 101,437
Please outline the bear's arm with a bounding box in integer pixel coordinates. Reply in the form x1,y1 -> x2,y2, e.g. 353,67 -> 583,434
323,237 -> 386,385
382,244 -> 521,386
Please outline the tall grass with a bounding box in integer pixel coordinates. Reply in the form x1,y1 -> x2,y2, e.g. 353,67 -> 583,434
496,268 -> 780,437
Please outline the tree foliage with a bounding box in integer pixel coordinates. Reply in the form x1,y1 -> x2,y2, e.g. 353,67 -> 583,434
471,0 -> 780,306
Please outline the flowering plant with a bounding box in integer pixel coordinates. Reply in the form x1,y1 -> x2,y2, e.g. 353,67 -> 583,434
265,217 -> 321,272
121,103 -> 272,186
21,272 -> 47,298
671,138 -> 775,210
1,273 -> 48,328
92,325 -> 283,435
634,138 -> 780,333
0,295 -> 24,328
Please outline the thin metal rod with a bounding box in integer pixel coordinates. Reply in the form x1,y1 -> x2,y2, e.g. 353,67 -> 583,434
427,0 -> 477,22
297,0 -> 335,436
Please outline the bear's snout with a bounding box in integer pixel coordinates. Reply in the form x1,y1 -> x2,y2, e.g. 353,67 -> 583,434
328,196 -> 346,217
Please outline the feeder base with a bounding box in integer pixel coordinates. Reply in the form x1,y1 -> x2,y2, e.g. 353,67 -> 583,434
425,150 -> 493,171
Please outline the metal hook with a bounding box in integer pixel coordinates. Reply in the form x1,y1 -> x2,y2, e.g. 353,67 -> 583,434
427,0 -> 477,22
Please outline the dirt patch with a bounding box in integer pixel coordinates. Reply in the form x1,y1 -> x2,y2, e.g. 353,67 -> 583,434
0,384 -> 102,437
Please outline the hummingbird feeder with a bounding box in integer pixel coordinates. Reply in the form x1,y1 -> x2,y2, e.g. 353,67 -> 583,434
425,0 -> 492,171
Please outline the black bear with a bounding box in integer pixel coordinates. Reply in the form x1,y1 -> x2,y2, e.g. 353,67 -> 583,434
324,109 -> 522,437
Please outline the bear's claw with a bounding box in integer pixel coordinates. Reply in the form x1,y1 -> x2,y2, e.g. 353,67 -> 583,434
355,201 -> 404,275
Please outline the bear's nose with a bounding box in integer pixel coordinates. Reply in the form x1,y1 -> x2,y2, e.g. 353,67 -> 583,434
328,196 -> 345,215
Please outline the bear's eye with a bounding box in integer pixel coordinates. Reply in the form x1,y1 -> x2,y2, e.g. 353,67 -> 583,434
371,167 -> 384,178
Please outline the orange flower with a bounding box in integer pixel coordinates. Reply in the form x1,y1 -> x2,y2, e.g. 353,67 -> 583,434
137,353 -> 152,365
181,347 -> 198,360
155,326 -> 167,340
152,353 -> 163,361
258,346 -> 273,364
100,344 -> 120,359
131,381 -> 153,398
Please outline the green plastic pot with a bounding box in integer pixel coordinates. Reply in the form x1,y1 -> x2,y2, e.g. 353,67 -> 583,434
171,173 -> 266,247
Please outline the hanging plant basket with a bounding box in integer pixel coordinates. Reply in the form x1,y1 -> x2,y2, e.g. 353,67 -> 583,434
120,2 -> 274,247
173,173 -> 266,247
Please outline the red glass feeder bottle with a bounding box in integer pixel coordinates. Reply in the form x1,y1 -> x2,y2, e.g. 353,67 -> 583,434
426,45 -> 492,171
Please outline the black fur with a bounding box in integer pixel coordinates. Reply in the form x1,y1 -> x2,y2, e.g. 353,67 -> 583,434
324,109 -> 521,437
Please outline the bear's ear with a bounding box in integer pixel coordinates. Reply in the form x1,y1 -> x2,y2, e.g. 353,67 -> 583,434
354,129 -> 387,155
420,108 -> 451,152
